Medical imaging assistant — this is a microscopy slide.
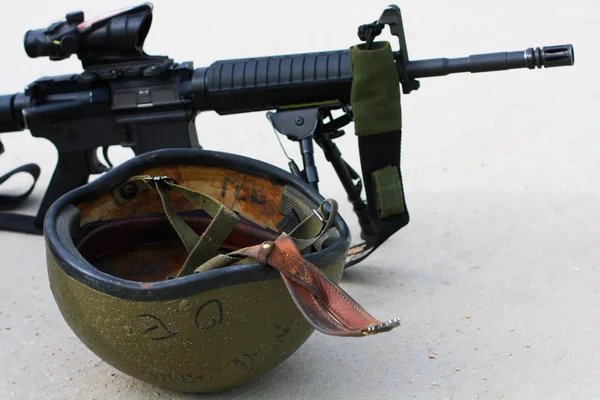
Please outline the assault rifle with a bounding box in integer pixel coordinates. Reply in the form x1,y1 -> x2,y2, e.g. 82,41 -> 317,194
0,3 -> 574,266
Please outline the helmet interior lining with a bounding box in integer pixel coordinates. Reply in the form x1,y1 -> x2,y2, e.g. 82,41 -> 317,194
74,165 -> 289,231
66,165 -> 336,283
74,214 -> 280,282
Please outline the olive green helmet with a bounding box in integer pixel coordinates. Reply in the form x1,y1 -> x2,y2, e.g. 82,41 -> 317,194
43,149 -> 399,393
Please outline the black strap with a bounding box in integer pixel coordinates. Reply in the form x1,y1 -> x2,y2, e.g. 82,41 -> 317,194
357,131 -> 409,245
345,240 -> 377,268
0,163 -> 43,235
0,163 -> 41,210
0,213 -> 42,235
343,131 -> 409,268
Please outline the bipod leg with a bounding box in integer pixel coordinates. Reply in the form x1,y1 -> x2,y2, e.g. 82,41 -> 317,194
299,137 -> 319,191
313,131 -> 375,240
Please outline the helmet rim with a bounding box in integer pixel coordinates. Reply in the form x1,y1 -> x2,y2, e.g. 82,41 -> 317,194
44,148 -> 351,302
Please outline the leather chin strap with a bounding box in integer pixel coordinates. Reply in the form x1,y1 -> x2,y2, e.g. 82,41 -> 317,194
128,175 -> 400,337
235,235 -> 400,337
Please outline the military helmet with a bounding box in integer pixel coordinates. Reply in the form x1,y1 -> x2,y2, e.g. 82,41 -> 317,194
43,148 -> 399,393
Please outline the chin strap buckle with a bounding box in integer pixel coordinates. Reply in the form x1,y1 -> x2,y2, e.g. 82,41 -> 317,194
141,175 -> 178,185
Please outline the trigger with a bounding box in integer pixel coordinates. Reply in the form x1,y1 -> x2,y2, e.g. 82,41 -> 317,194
102,146 -> 114,169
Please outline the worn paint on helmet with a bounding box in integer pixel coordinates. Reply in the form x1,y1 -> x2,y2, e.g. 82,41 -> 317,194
47,248 -> 344,393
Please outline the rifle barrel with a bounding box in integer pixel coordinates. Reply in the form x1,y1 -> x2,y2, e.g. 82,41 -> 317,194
193,44 -> 574,114
406,45 -> 574,78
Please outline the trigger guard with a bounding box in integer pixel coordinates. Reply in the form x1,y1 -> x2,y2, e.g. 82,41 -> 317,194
88,148 -> 110,174
101,146 -> 114,169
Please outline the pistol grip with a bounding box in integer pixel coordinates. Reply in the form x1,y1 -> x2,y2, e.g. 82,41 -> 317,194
33,151 -> 92,229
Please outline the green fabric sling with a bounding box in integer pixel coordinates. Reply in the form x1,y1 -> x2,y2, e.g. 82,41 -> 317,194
350,41 -> 402,138
128,175 -> 335,277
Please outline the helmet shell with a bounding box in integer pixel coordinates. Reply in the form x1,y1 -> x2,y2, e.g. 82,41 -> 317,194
44,149 -> 351,393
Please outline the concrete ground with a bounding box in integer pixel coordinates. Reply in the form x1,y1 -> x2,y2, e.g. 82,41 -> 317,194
0,0 -> 596,399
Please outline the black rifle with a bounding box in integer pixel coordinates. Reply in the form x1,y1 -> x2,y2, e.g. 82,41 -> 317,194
0,3 -> 574,265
